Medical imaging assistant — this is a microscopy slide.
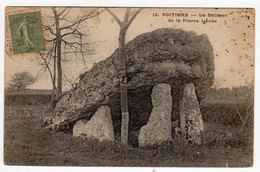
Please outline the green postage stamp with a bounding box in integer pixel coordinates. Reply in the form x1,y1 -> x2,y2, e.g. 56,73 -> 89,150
8,11 -> 45,55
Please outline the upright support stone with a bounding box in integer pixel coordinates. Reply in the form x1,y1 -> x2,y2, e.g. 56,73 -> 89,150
72,106 -> 115,142
138,83 -> 173,147
180,83 -> 204,145
43,28 -> 215,132
73,119 -> 89,137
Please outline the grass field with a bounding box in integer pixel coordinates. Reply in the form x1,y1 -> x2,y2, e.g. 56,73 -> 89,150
4,87 -> 254,167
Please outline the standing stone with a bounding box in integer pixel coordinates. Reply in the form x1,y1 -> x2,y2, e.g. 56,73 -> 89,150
72,106 -> 115,142
180,83 -> 204,145
138,83 -> 173,147
73,119 -> 89,137
44,29 -> 215,132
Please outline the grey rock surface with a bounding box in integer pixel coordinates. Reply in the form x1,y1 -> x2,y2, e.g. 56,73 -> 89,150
72,119 -> 88,137
44,28 -> 214,132
180,83 -> 204,145
72,106 -> 115,142
138,84 -> 173,147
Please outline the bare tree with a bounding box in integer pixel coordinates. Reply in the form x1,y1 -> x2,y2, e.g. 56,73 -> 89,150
7,71 -> 36,93
39,7 -> 101,107
39,44 -> 57,107
106,8 -> 142,145
235,81 -> 254,133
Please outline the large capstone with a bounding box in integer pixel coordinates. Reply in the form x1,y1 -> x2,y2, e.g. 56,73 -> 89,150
180,83 -> 204,145
72,106 -> 115,142
138,84 -> 173,147
44,28 -> 215,135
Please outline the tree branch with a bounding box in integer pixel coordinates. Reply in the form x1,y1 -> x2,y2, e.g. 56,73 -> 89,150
62,39 -> 92,47
44,38 -> 56,42
125,8 -> 143,29
124,8 -> 131,22
63,74 -> 74,86
39,53 -> 54,84
235,94 -> 245,123
43,25 -> 57,36
57,8 -> 70,17
235,105 -> 244,123
60,8 -> 100,30
106,8 -> 122,26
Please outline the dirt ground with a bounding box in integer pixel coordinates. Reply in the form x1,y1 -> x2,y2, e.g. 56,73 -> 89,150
4,98 -> 253,167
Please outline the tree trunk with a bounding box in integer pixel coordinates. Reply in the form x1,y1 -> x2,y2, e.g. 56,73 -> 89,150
56,39 -> 62,98
119,29 -> 129,145
104,8 -> 142,145
50,87 -> 56,108
53,9 -> 63,99
50,49 -> 57,108
50,76 -> 57,108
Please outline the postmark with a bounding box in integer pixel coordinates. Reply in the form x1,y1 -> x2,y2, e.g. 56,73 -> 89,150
8,10 -> 45,55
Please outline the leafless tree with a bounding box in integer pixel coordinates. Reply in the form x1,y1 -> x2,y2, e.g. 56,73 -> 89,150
7,71 -> 36,93
106,8 -> 142,145
39,7 -> 101,107
39,44 -> 57,106
235,80 -> 254,133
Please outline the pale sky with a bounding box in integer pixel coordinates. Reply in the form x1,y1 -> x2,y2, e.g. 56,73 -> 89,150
5,7 -> 255,90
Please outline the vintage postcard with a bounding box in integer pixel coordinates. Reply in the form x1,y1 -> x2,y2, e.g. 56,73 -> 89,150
4,7 -> 254,167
